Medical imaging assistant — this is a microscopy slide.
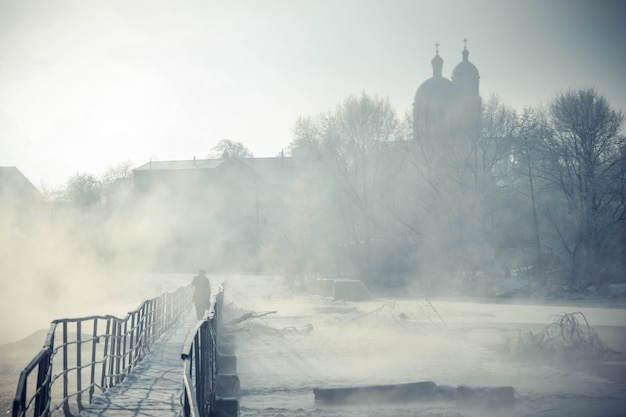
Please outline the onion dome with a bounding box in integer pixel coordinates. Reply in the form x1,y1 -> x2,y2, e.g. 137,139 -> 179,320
414,44 -> 457,105
414,76 -> 456,104
431,53 -> 443,78
451,40 -> 480,96
451,47 -> 479,81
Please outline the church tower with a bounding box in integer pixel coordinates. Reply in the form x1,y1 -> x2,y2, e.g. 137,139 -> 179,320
412,40 -> 481,143
451,40 -> 481,141
413,42 -> 458,141
451,40 -> 480,96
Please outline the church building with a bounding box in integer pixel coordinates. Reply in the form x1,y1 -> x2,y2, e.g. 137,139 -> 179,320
129,42 -> 483,271
413,41 -> 481,143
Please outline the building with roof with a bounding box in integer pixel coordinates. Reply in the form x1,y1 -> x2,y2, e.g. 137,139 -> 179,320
413,41 -> 481,143
130,43 -> 482,271
0,166 -> 42,206
132,155 -> 301,271
0,166 -> 44,233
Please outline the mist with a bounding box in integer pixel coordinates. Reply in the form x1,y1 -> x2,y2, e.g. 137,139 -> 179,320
2,136 -> 625,417
1,3 -> 625,414
0,179 -> 207,343
2,1 -> 626,188
225,275 -> 626,417
0,157 -> 293,343
2,87 -> 625,343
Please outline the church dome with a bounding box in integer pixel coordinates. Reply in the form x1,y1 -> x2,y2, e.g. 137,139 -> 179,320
451,48 -> 479,80
414,49 -> 457,105
431,53 -> 443,70
414,76 -> 457,104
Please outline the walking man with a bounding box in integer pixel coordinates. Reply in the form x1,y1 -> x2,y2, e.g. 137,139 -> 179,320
191,269 -> 211,320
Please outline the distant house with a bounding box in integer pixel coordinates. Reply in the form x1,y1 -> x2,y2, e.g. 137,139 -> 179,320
0,166 -> 42,207
132,155 -> 302,270
0,166 -> 44,233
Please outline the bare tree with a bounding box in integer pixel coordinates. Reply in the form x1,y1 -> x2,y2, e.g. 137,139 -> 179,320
515,107 -> 549,273
99,160 -> 134,206
474,95 -> 518,240
408,94 -> 518,281
290,92 -> 406,284
500,106 -> 570,283
479,95 -> 518,180
100,160 -> 134,187
207,139 -> 254,159
540,88 -> 626,290
62,172 -> 101,209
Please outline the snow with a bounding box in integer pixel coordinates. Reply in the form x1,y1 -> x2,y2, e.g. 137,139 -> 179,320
3,272 -> 624,416
222,275 -> 626,417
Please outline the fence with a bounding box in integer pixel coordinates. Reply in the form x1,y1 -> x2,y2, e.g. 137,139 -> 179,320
181,291 -> 224,417
12,285 -> 193,417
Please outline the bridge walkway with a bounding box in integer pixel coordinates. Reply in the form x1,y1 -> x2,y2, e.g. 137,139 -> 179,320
78,307 -> 197,417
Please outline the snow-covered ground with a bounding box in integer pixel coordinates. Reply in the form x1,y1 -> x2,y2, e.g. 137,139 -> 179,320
2,273 -> 625,416
224,275 -> 626,417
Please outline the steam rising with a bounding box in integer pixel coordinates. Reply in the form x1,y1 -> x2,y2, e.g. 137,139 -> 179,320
0,189 -> 189,343
225,275 -> 626,417
0,164 -> 283,343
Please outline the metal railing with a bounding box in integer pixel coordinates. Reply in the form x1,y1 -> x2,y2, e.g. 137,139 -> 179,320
13,285 -> 193,417
181,290 -> 224,417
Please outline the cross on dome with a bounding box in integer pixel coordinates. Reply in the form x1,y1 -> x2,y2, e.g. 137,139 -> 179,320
461,38 -> 470,62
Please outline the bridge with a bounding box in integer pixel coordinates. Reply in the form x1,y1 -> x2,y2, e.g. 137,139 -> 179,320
12,284 -> 239,417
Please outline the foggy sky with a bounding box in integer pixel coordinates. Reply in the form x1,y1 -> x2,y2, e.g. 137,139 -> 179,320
0,0 -> 625,188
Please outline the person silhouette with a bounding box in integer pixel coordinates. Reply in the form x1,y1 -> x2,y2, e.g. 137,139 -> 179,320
191,269 -> 211,320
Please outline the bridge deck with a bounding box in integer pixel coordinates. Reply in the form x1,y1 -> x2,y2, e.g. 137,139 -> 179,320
79,307 -> 196,417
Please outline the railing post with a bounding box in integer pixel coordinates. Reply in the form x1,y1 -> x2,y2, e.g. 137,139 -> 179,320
194,332 -> 204,415
150,300 -> 156,346
33,348 -> 51,417
101,318 -> 111,390
115,321 -> 123,385
137,307 -> 146,362
206,321 -> 215,414
147,301 -> 152,350
108,320 -> 117,388
122,320 -> 128,376
12,375 -> 26,417
143,302 -> 151,351
62,322 -> 71,417
129,313 -> 136,370
158,296 -> 163,337
135,310 -> 142,365
182,362 -> 191,417
77,321 -> 83,411
167,292 -> 173,326
89,319 -> 98,404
